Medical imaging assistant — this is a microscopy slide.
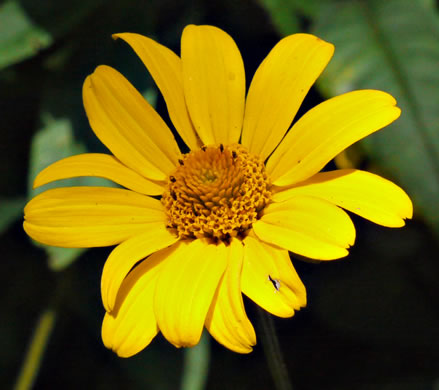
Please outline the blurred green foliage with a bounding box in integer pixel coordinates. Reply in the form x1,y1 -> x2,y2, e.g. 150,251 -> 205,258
313,0 -> 439,236
0,0 -> 105,69
1,0 -> 438,389
0,0 -> 52,69
0,197 -> 26,234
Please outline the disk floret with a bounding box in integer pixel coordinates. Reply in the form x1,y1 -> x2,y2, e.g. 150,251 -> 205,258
162,144 -> 272,242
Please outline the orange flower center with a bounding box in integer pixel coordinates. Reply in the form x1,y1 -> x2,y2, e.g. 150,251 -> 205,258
162,144 -> 272,243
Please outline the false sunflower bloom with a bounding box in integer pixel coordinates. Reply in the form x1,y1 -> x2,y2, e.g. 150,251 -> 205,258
24,25 -> 412,356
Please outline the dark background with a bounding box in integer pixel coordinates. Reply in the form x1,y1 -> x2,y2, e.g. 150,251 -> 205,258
1,0 -> 438,389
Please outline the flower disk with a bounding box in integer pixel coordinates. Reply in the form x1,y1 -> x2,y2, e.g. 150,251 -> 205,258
162,144 -> 272,242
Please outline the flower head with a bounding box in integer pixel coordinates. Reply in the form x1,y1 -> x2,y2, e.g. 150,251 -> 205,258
23,25 -> 412,356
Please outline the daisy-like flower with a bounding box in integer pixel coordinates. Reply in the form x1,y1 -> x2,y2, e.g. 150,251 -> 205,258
24,25 -> 412,357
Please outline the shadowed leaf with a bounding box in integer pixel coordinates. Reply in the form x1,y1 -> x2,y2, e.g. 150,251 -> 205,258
313,0 -> 439,235
27,116 -> 114,271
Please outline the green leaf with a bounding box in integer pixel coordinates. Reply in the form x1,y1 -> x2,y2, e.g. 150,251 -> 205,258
258,0 -> 300,34
0,0 -> 104,69
28,116 -> 85,197
27,116 -> 86,271
419,0 -> 436,9
313,0 -> 439,235
44,246 -> 86,272
0,197 -> 26,234
28,115 -> 114,195
0,0 -> 52,69
142,87 -> 158,108
259,0 -> 330,28
27,115 -> 113,271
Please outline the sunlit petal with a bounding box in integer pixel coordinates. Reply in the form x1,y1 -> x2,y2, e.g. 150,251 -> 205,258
102,245 -> 176,357
83,65 -> 181,181
181,25 -> 245,145
22,25 -> 413,358
241,34 -> 334,160
33,153 -> 164,195
101,227 -> 179,313
113,33 -> 200,150
253,196 -> 356,260
24,187 -> 165,247
242,235 -> 306,318
154,239 -> 228,347
267,90 -> 401,186
205,239 -> 256,353
273,169 -> 413,227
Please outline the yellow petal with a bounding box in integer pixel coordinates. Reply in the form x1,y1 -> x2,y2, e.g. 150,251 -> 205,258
241,235 -> 306,318
273,169 -> 413,227
101,227 -> 179,313
113,33 -> 201,151
102,245 -> 175,357
181,25 -> 245,145
23,187 -> 166,247
83,65 -> 181,181
241,34 -> 334,160
33,153 -> 164,195
154,239 -> 228,348
205,239 -> 256,354
267,90 -> 401,186
253,196 -> 356,260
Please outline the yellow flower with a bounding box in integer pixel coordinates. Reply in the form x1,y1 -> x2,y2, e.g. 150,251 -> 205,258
23,25 -> 412,357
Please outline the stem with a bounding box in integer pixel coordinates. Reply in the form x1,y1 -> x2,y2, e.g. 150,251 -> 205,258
180,331 -> 210,390
13,268 -> 71,390
13,308 -> 56,390
257,307 -> 293,390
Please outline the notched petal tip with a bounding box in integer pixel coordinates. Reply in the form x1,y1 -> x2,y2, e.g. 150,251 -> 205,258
274,169 -> 413,229
102,313 -> 154,358
394,187 -> 414,223
226,342 -> 255,354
